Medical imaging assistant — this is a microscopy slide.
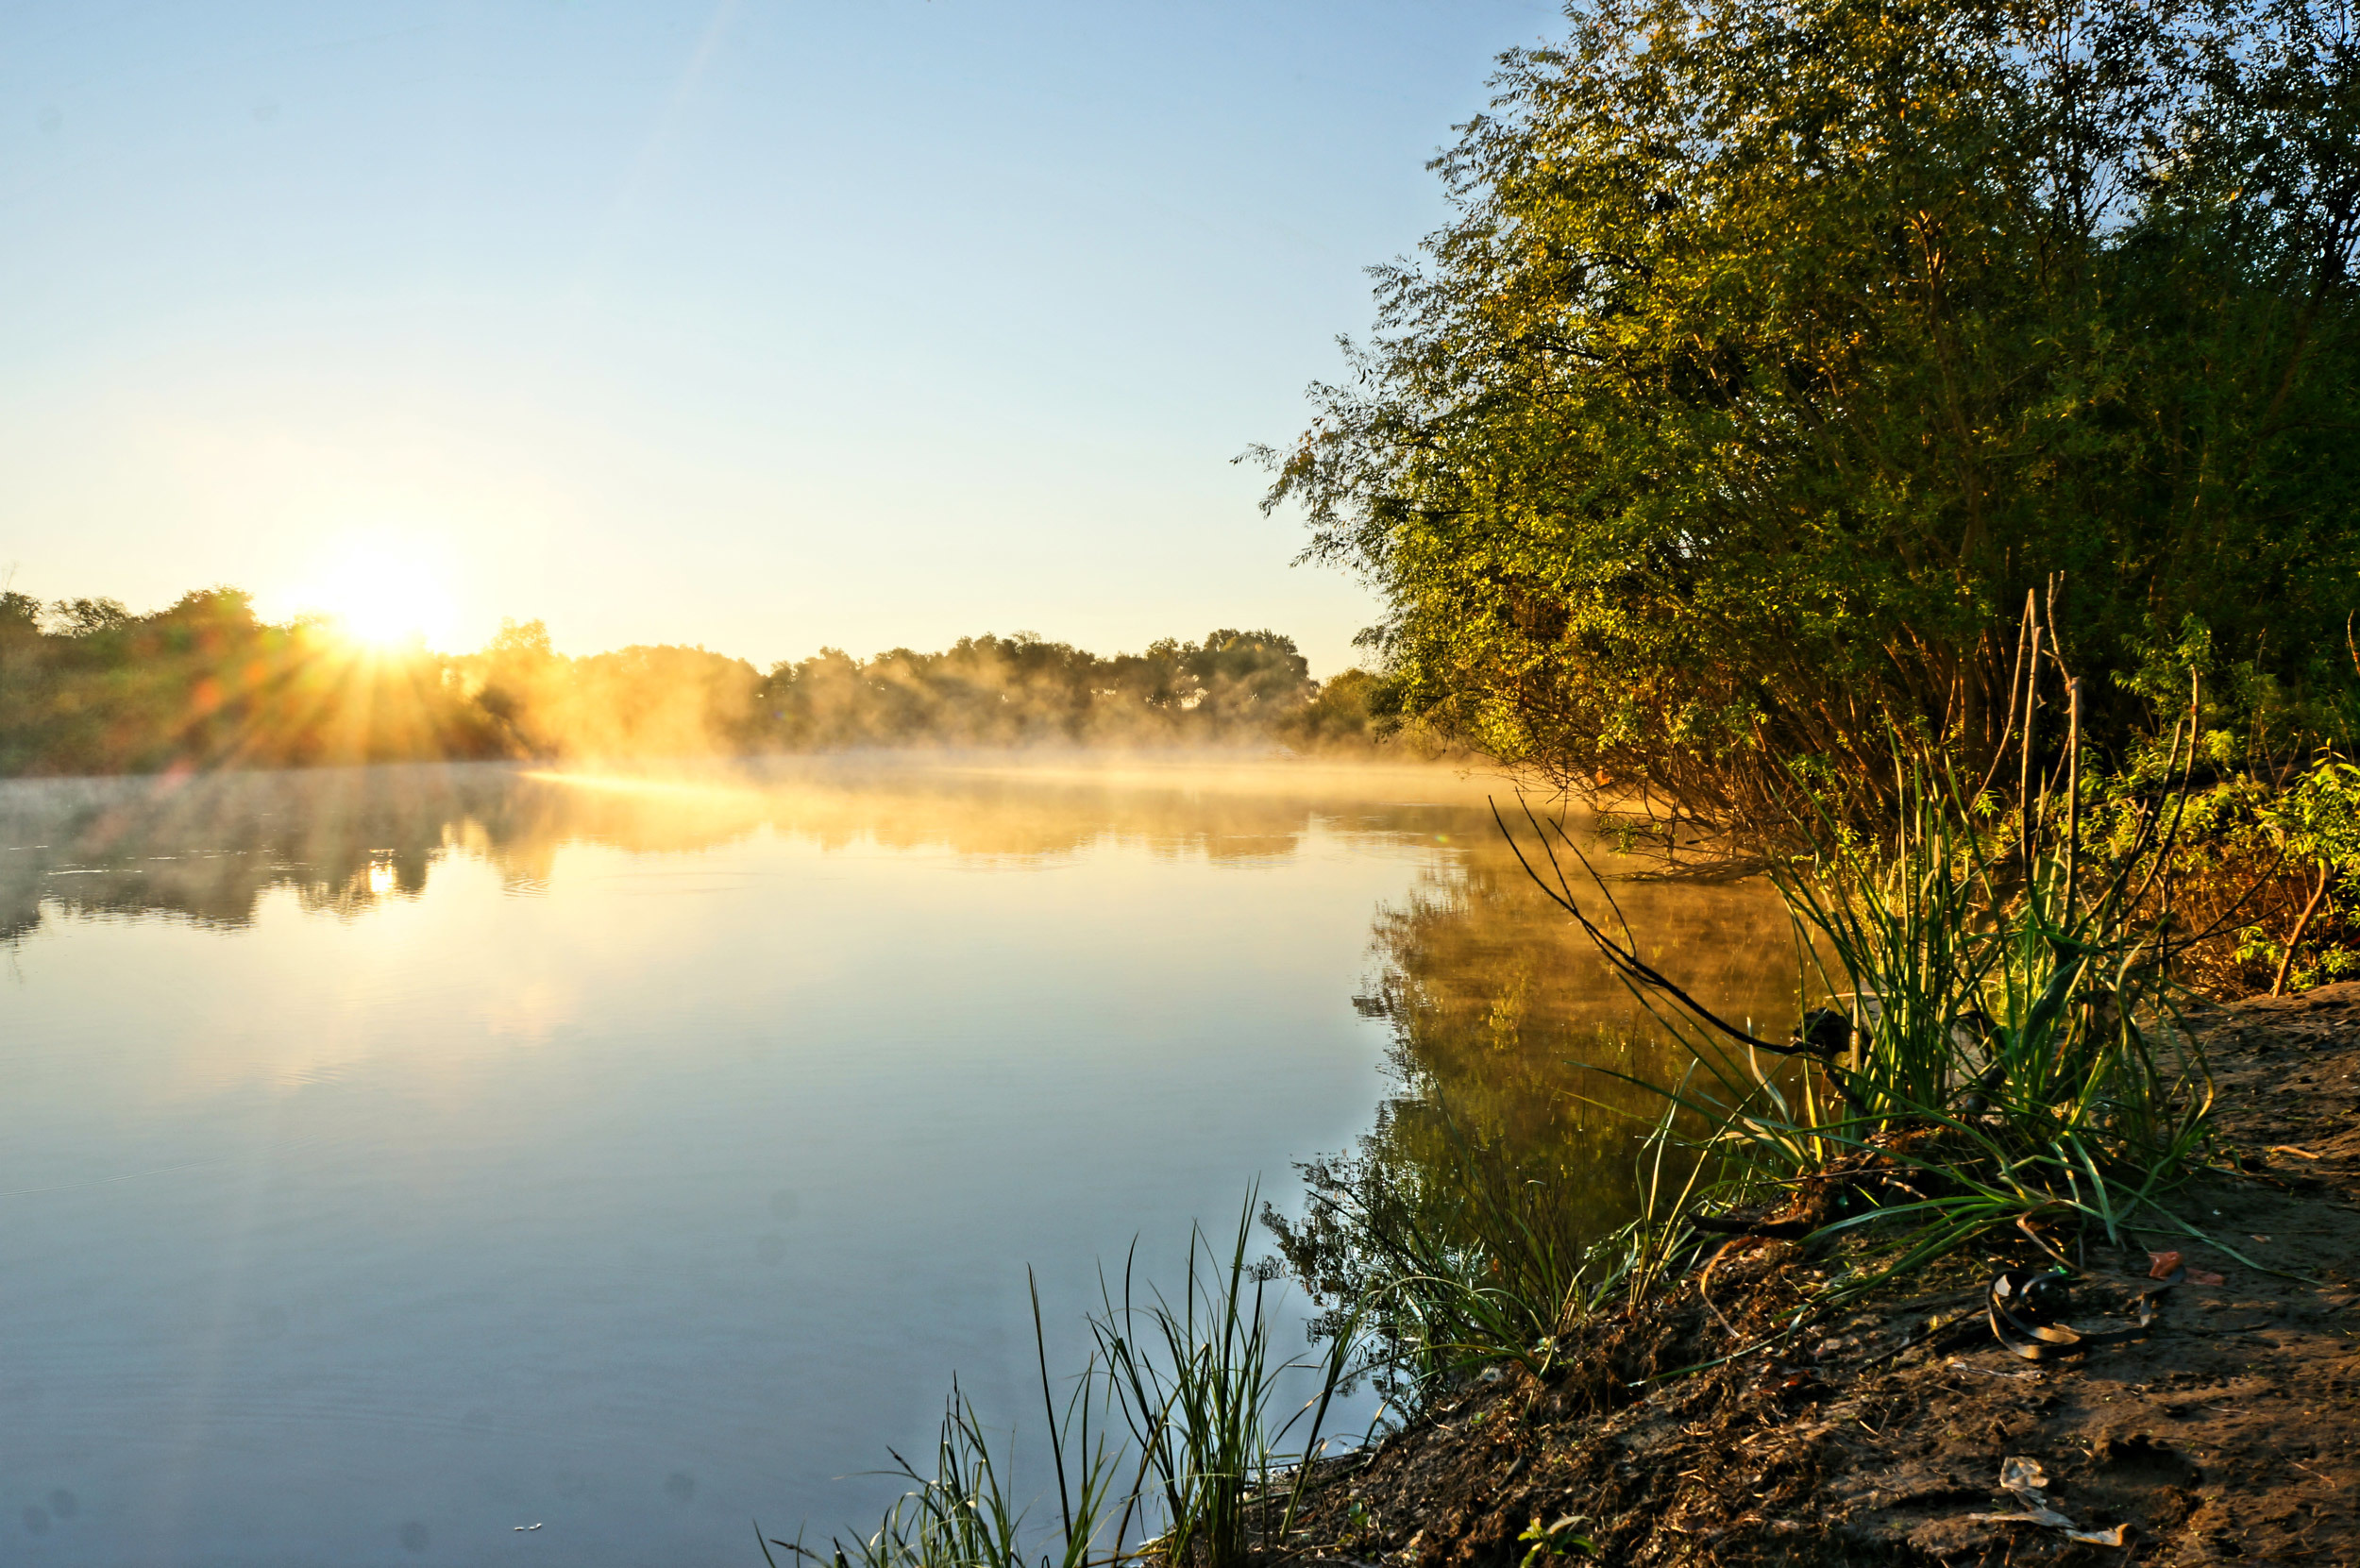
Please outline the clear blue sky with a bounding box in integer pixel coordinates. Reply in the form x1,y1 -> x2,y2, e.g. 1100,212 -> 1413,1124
2,1 -> 1564,675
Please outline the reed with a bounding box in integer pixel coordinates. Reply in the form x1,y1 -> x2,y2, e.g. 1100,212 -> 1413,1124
1092,1196 -> 1353,1568
1493,651 -> 2229,1299
764,1277 -> 1127,1568
772,1200 -> 1353,1568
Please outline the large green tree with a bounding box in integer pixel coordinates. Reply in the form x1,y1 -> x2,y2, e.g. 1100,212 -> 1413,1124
1268,0 -> 2360,829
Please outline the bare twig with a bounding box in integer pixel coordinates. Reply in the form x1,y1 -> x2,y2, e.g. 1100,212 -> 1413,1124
2021,612 -> 2044,893
1974,594 -> 2037,805
1489,798 -> 1812,1058
2272,865 -> 2338,997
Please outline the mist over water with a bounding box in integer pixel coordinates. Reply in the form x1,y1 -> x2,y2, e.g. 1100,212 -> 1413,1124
0,757 -> 1794,1567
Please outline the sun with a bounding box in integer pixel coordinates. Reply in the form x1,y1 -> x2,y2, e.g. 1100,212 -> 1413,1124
300,538 -> 461,649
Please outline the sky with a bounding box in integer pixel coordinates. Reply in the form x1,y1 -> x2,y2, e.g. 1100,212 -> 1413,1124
1,1 -> 1566,676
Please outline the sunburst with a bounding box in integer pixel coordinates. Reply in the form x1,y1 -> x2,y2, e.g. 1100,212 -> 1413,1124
298,537 -> 460,649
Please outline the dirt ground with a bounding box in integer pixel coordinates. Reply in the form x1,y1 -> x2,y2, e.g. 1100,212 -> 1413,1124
1297,985 -> 2360,1566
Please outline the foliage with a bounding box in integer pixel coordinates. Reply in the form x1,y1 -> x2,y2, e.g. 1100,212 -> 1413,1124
1518,1514 -> 1600,1565
754,630 -> 1319,750
1283,667 -> 1383,750
0,592 -> 1375,775
2265,756 -> 2360,872
783,1205 -> 1353,1568
0,587 -> 502,774
2245,754 -> 2360,989
2069,721 -> 2360,995
456,616 -> 766,758
1501,728 -> 2222,1298
1264,0 -> 2360,832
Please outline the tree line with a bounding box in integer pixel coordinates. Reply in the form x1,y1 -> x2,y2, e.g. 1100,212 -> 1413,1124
0,588 -> 1384,776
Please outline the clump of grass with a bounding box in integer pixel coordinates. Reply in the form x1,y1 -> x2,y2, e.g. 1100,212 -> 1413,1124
771,1198 -> 1354,1568
1094,1195 -> 1354,1568
1494,642 -> 2230,1300
763,1378 -> 1115,1568
1765,768 -> 2214,1290
764,1276 -> 1129,1568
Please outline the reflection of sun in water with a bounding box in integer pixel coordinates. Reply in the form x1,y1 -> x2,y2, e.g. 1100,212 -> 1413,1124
300,538 -> 459,649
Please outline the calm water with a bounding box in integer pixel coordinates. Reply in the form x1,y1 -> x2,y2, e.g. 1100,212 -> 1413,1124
0,757 -> 1791,1568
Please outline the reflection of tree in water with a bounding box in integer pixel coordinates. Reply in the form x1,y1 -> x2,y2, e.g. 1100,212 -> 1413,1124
1364,845 -> 1798,1151
1272,838 -> 1801,1360
0,767 -> 532,939
0,758 -> 1493,942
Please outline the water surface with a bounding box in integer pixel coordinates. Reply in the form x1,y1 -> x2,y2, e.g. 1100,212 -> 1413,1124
0,756 -> 1792,1567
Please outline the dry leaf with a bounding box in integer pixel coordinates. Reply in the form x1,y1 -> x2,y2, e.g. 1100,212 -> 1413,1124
1999,1456 -> 2050,1496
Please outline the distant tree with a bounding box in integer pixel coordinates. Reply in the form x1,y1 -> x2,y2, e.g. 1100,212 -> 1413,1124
472,618 -> 558,737
749,630 -> 1324,750
1180,630 -> 1316,720
763,647 -> 873,748
50,597 -> 132,636
486,617 -> 555,662
1266,0 -> 2360,830
566,645 -> 762,756
1286,668 -> 1384,750
0,587 -> 500,774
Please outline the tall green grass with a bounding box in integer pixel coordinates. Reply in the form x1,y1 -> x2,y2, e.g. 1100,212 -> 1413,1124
763,1363 -> 1121,1568
1093,1198 -> 1354,1568
1770,766 -> 2214,1286
1493,676 -> 2224,1300
771,1200 -> 1354,1568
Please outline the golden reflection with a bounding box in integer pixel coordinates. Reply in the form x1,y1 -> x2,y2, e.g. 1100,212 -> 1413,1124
0,757 -> 1799,1127
517,769 -> 761,801
5,756 -> 1809,1228
0,758 -> 1519,939
1315,823 -> 1810,1251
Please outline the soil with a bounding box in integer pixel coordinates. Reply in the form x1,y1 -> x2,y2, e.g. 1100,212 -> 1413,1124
1293,985 -> 2360,1566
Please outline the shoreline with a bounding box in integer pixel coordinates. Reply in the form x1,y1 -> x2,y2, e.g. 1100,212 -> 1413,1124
1283,986 -> 2360,1565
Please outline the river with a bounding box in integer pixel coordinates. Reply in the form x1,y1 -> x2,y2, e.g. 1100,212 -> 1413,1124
0,756 -> 1791,1567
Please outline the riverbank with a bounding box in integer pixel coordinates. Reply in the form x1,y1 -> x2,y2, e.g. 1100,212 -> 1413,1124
1286,986 -> 2360,1565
